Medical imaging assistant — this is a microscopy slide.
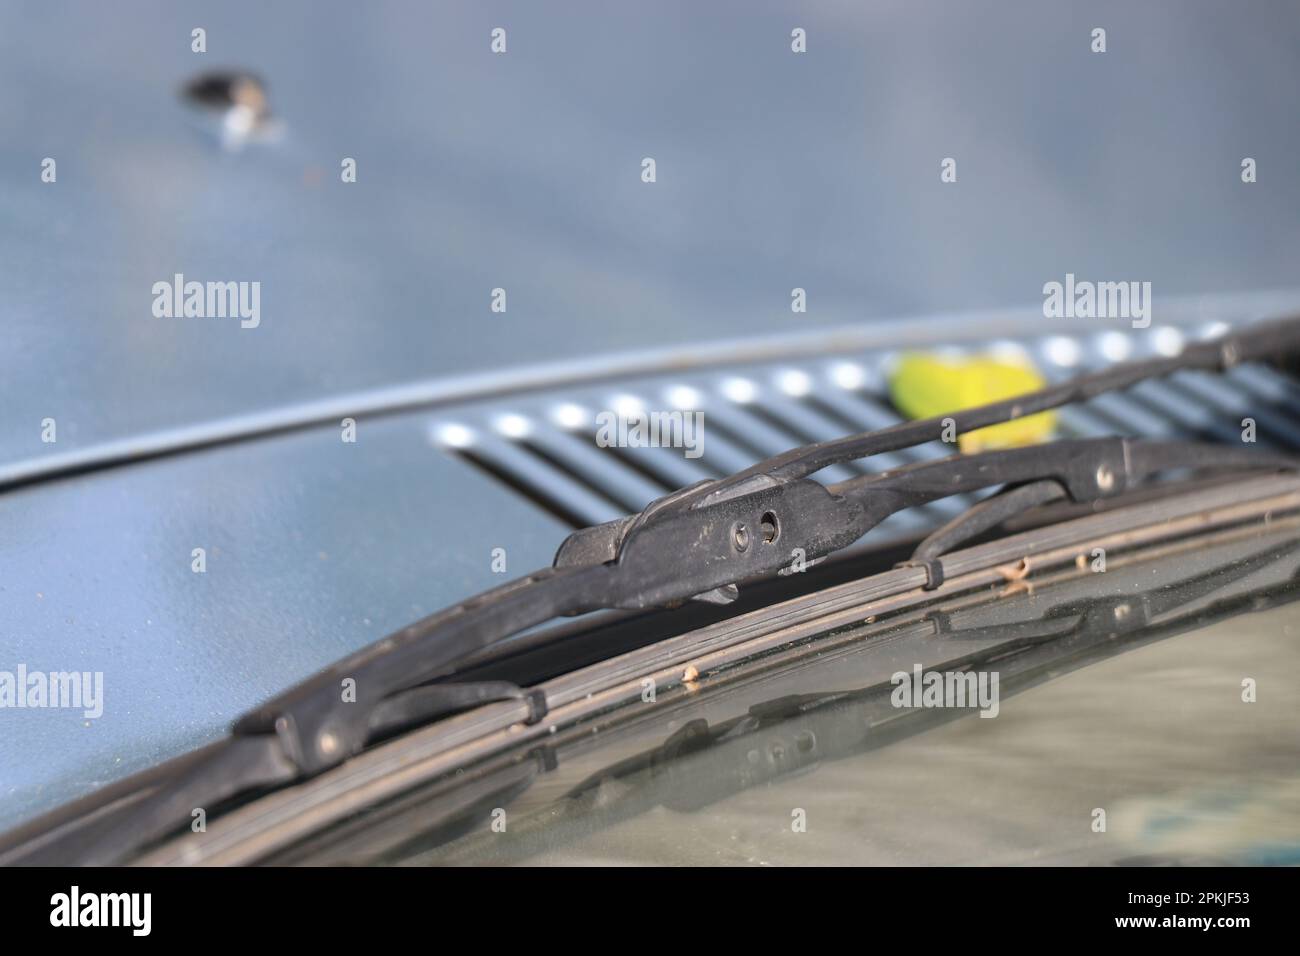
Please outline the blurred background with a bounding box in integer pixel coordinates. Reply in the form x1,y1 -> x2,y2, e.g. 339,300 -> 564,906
2,0 -> 1300,459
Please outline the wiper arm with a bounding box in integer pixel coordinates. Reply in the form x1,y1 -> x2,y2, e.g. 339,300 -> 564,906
676,315 -> 1300,497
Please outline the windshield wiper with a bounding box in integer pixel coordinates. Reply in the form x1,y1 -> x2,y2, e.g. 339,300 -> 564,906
238,317 -> 1300,778
235,438 -> 1295,777
5,316 -> 1299,865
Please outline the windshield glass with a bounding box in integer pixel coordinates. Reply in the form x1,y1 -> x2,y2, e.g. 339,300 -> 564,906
261,518 -> 1300,866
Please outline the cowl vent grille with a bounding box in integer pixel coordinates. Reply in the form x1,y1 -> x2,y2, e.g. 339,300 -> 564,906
432,322 -> 1300,532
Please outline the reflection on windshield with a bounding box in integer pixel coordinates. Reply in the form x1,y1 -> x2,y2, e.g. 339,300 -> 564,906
272,525 -> 1300,866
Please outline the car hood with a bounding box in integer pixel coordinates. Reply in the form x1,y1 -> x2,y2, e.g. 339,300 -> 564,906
7,1 -> 1300,464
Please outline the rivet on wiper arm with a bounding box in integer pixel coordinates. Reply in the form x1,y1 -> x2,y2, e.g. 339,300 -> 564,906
732,522 -> 750,552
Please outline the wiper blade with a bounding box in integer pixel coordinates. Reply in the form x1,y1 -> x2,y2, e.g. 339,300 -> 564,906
7,316 -> 1299,864
243,435 -> 1296,779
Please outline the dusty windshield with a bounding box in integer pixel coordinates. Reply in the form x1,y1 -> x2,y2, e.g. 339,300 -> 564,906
272,520 -> 1300,866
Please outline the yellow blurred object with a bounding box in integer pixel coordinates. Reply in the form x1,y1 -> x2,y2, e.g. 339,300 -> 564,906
888,353 -> 1056,453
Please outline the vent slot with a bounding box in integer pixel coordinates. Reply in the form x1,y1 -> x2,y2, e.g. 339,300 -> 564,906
516,437 -> 654,515
451,445 -> 614,529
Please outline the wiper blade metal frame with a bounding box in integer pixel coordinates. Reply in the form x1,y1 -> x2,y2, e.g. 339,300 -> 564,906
239,440 -> 1295,783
